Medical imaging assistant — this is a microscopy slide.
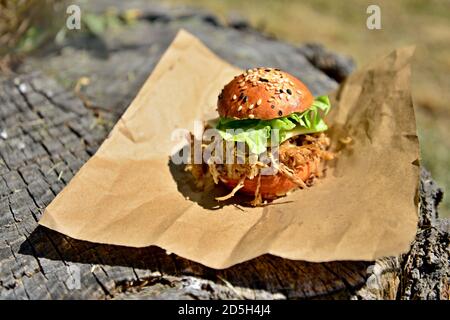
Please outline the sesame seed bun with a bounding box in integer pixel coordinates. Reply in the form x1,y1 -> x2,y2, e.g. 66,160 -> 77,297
217,67 -> 314,120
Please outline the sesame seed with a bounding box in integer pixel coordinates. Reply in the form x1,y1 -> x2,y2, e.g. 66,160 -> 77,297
238,105 -> 243,111
259,77 -> 269,82
286,88 -> 292,95
271,105 -> 275,109
278,110 -> 283,116
249,104 -> 254,110
256,98 -> 262,105
243,96 -> 248,102
249,114 -> 255,119
265,68 -> 271,72
296,89 -> 302,94
232,95 -> 237,100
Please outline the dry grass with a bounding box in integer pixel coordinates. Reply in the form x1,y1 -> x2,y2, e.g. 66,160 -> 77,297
165,0 -> 450,216
0,0 -> 65,55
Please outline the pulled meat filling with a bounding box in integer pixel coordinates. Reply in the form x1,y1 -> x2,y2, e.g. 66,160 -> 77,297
185,132 -> 334,205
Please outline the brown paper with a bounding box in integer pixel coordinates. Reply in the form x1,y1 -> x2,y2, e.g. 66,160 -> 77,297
39,30 -> 420,269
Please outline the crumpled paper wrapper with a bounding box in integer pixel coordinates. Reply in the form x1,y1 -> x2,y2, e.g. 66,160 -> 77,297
39,30 -> 420,269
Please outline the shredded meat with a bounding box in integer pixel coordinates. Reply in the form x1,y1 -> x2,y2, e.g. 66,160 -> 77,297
278,134 -> 334,177
185,131 -> 334,206
215,176 -> 246,201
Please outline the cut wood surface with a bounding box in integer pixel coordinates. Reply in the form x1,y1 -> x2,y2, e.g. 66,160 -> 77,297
1,3 -> 448,299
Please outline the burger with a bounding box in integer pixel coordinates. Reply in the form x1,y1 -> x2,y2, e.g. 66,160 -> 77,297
186,67 -> 334,206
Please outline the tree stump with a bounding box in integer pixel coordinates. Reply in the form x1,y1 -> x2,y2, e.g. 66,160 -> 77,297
1,3 -> 448,300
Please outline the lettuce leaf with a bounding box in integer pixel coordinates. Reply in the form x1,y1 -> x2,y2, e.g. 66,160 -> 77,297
216,96 -> 331,154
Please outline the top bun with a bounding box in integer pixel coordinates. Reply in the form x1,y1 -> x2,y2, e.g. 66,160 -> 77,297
217,68 -> 313,120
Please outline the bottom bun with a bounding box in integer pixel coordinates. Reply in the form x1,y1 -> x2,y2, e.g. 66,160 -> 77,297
222,160 -> 317,199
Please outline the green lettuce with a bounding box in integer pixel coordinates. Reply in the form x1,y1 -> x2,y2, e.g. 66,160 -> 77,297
216,96 -> 331,154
